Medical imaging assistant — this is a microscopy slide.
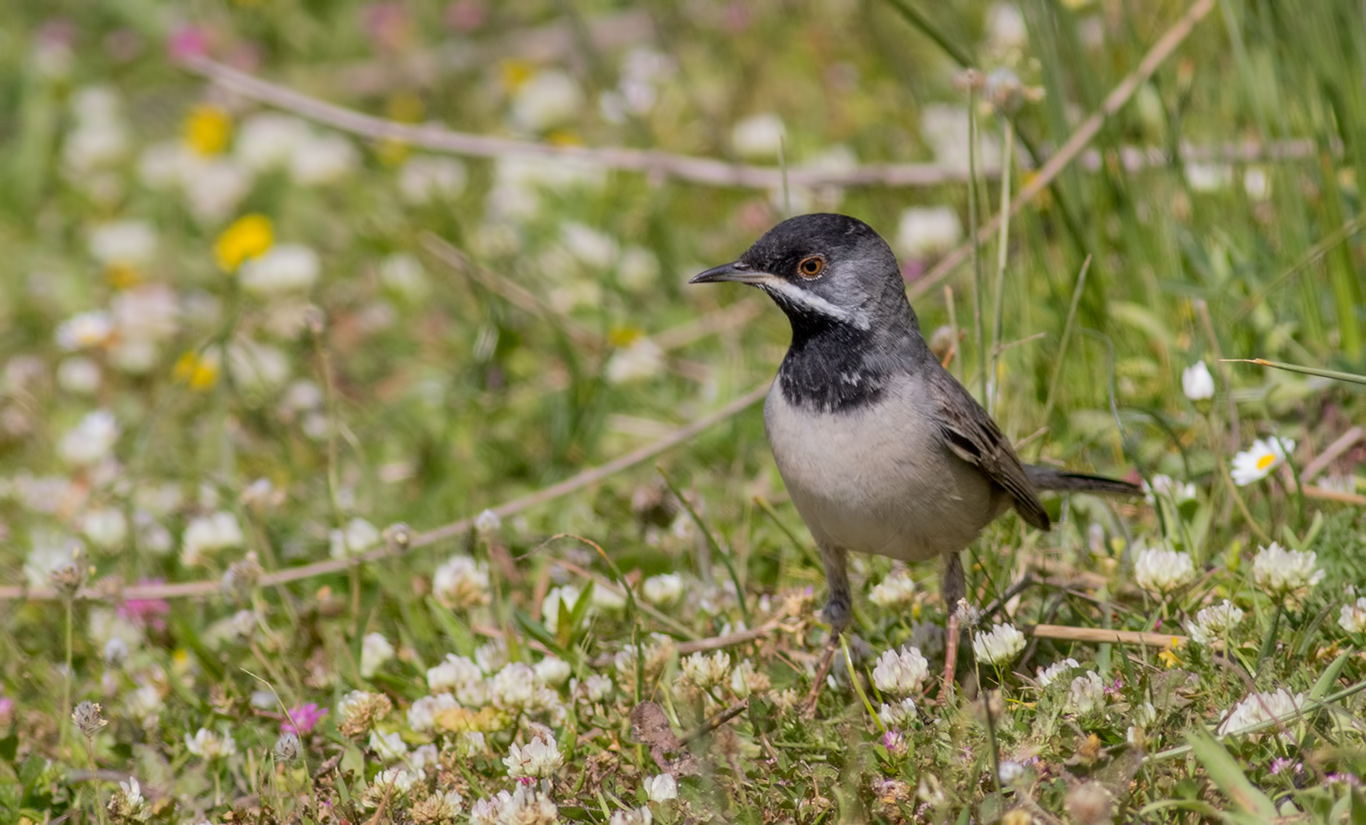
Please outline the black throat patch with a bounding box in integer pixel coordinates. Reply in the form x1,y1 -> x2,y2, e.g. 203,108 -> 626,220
777,324 -> 889,414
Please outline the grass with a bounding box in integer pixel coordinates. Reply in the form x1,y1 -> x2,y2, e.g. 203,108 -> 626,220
1,0 -> 1365,822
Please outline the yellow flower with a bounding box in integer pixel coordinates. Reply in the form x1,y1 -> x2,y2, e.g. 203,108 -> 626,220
547,129 -> 581,147
105,263 -> 142,290
174,350 -> 219,391
214,214 -> 274,271
183,104 -> 232,156
1157,637 -> 1183,668
499,60 -> 534,91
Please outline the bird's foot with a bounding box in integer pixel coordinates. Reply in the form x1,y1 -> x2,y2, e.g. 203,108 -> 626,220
940,603 -> 963,701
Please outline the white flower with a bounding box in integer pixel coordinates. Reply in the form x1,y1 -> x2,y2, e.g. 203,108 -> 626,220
397,155 -> 468,204
644,773 -> 677,803
378,252 -> 429,301
869,569 -> 917,609
57,357 -> 102,394
731,113 -> 786,160
360,633 -> 395,678
642,573 -> 684,607
581,673 -> 614,702
181,511 -> 244,566
1133,545 -> 1196,596
1186,162 -> 1233,192
112,285 -> 179,343
238,244 -> 320,295
617,246 -> 659,291
89,221 -> 157,267
1253,542 -> 1324,600
1182,361 -> 1215,401
561,222 -> 619,270
289,133 -> 357,185
1063,671 -> 1106,716
503,733 -> 563,778
534,656 -> 572,686
1143,474 -> 1197,506
368,729 -> 408,761
877,697 -> 919,727
610,807 -> 654,825
681,651 -> 731,690
871,646 -> 930,695
330,517 -> 381,559
426,654 -> 482,696
1036,658 -> 1080,687
234,113 -> 312,170
920,104 -> 1001,174
58,410 -> 119,467
433,555 -> 491,609
495,785 -> 557,825
56,311 -> 115,351
1184,600 -> 1245,645
1231,437 -> 1294,486
1244,167 -> 1271,200
407,692 -> 457,732
110,775 -> 151,822
1218,688 -> 1304,740
475,508 -> 502,537
895,205 -> 962,260
82,507 -> 128,550
511,70 -> 583,132
972,623 -> 1026,667
184,158 -> 254,223
1339,598 -> 1366,634
998,760 -> 1026,785
491,662 -> 537,709
986,3 -> 1028,51
541,585 -> 582,632
362,768 -> 416,807
185,727 -> 237,760
606,338 -> 665,384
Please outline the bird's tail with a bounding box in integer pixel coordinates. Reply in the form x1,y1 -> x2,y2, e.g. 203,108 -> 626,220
1024,464 -> 1141,496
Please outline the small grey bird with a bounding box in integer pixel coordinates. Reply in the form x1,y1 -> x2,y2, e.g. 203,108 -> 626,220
691,213 -> 1137,647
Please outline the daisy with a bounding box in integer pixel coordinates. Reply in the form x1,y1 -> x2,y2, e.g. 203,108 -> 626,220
1231,437 -> 1294,486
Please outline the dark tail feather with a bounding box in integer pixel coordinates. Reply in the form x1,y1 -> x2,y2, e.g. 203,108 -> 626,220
1024,464 -> 1142,496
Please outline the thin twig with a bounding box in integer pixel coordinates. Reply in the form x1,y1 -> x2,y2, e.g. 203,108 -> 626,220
1300,426 -> 1363,482
1028,623 -> 1184,649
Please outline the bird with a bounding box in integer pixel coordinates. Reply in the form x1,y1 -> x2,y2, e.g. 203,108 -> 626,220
690,212 -> 1139,697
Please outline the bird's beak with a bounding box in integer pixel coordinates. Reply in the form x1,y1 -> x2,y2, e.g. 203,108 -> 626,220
689,261 -> 771,285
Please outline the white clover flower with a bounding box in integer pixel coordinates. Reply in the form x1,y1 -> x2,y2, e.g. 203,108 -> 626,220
895,205 -> 963,260
681,651 -> 731,691
378,252 -> 429,301
1143,474 -> 1198,506
181,511 -> 244,567
868,569 -> 917,609
871,646 -> 930,695
1063,671 -> 1106,716
1182,361 -> 1215,401
986,2 -> 1028,50
362,768 -> 416,808
877,697 -> 919,727
511,69 -> 583,131
184,158 -> 254,223
469,792 -> 506,825
1184,600 -> 1245,645
644,773 -> 677,803
407,692 -> 457,733
238,244 -> 321,295
610,806 -> 653,825
185,727 -> 237,760
728,659 -> 770,698
561,222 -> 620,270
426,654 -> 481,694
1339,598 -> 1366,634
89,220 -> 158,267
606,338 -> 665,385
541,585 -> 582,632
534,656 -> 572,686
432,555 -> 491,609
1133,545 -> 1196,596
997,760 -> 1026,785
329,517 -> 381,559
58,357 -> 102,394
475,640 -> 508,673
491,662 -> 537,709
642,573 -> 684,607
1231,437 -> 1294,486
360,632 -> 395,678
368,729 -> 408,762
57,311 -> 115,351
397,156 -> 468,204
111,284 -> 179,344
475,508 -> 502,537
1186,162 -> 1234,192
104,637 -> 129,667
730,113 -> 786,160
1036,658 -> 1080,687
1218,688 -> 1304,740
1253,542 -> 1323,601
495,786 -> 557,825
1244,167 -> 1271,200
581,673 -> 615,703
972,623 -> 1026,667
289,133 -> 357,185
227,340 -> 291,394
109,775 -> 151,822
503,733 -> 563,778
82,507 -> 128,550
234,112 -> 312,170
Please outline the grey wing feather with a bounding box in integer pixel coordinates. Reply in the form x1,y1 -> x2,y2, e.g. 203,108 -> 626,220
926,367 -> 1051,531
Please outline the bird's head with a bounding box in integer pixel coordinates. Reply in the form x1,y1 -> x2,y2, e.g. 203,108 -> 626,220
690,213 -> 913,335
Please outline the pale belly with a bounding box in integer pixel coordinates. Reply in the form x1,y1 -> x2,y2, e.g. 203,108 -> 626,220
763,379 -> 1009,562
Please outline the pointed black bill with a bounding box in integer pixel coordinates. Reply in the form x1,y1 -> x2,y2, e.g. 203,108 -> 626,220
689,261 -> 770,285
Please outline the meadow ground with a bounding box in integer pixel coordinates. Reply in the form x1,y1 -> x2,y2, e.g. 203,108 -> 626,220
2,1 -> 1365,822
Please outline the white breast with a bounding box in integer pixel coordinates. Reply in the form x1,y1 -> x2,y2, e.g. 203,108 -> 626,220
763,377 -> 1008,563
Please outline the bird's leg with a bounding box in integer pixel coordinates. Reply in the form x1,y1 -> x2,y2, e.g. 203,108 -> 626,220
940,552 -> 967,696
802,543 -> 852,717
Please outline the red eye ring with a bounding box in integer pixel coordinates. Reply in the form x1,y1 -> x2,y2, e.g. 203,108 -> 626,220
797,255 -> 825,279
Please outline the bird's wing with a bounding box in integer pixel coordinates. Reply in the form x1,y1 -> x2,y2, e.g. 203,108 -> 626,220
926,367 -> 1051,531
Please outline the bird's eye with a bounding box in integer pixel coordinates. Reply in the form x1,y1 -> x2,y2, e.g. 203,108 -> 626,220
797,255 -> 826,279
